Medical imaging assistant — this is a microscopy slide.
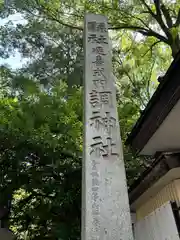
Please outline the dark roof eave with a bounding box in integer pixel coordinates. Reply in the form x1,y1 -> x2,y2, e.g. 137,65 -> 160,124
129,152 -> 180,205
126,51 -> 180,153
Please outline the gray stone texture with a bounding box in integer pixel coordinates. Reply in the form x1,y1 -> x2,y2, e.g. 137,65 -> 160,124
82,13 -> 134,240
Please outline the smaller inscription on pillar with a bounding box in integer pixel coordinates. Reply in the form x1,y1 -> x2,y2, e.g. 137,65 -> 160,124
88,21 -> 108,33
91,159 -> 100,234
92,46 -> 106,55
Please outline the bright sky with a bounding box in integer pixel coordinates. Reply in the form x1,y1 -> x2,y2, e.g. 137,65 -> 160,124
0,12 -> 149,70
0,13 -> 28,69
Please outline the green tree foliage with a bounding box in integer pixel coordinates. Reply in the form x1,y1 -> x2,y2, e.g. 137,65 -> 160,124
3,0 -> 180,57
0,81 -> 82,239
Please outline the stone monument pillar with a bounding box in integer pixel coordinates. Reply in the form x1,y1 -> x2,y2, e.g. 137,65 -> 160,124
82,13 -> 134,240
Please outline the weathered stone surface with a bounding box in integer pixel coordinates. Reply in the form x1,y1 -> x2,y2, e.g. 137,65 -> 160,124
82,13 -> 133,240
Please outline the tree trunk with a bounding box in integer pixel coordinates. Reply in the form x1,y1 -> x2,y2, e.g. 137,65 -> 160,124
171,36 -> 180,58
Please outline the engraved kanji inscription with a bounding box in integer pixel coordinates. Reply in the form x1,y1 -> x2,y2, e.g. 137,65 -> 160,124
97,35 -> 108,44
92,160 -> 99,171
100,92 -> 111,105
89,89 -> 99,108
92,202 -> 100,215
92,67 -> 105,78
91,171 -> 99,178
87,21 -> 107,32
90,136 -> 108,157
92,177 -> 99,187
96,22 -> 107,32
92,186 -> 99,192
88,34 -> 108,44
93,79 -> 107,89
92,191 -> 99,202
91,237 -> 100,240
88,21 -> 97,32
92,216 -> 100,228
90,111 -> 116,134
92,46 -> 106,55
90,136 -> 118,158
85,14 -> 134,240
92,218 -> 100,234
92,55 -> 104,66
88,34 -> 97,43
89,90 -> 112,108
103,137 -> 119,157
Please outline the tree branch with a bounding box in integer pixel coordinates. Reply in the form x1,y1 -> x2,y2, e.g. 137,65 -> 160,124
138,29 -> 169,43
140,0 -> 172,41
154,0 -> 161,16
115,55 -> 147,108
154,4 -> 172,40
147,60 -> 156,100
48,15 -> 83,30
140,0 -> 156,18
110,25 -> 148,31
34,0 -> 83,30
142,40 -> 161,57
111,24 -> 168,44
174,9 -> 180,27
161,4 -> 173,28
